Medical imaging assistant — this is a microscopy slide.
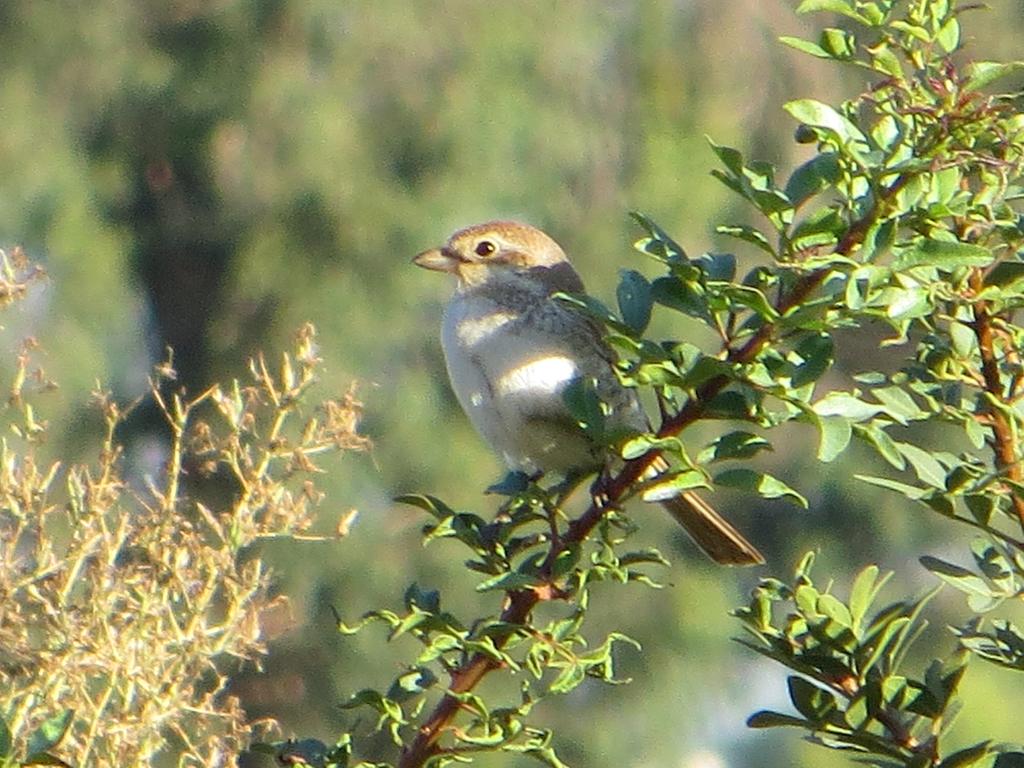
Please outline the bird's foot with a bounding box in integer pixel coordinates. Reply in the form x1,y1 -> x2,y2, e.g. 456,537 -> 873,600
589,467 -> 614,510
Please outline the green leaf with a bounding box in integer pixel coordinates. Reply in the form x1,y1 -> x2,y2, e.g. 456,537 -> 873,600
860,218 -> 896,262
651,276 -> 708,319
717,224 -> 775,255
870,43 -> 903,78
791,333 -> 834,387
819,27 -> 855,58
896,442 -> 946,489
855,474 -> 925,499
795,0 -> 870,24
985,261 -> 1024,289
784,99 -> 867,146
25,712 -> 74,758
858,423 -> 906,469
0,716 -> 11,757
617,269 -> 653,335
935,18 -> 960,54
813,392 -> 883,421
707,142 -> 792,227
965,61 -> 1024,91
631,211 -> 687,262
641,471 -> 708,501
486,470 -> 532,495
779,35 -> 831,59
715,468 -> 808,507
932,166 -> 962,205
395,493 -> 457,520
886,286 -> 931,321
790,207 -> 843,250
403,588 -> 441,625
787,676 -> 835,721
817,593 -> 852,628
965,493 -> 996,525
784,153 -> 841,207
881,674 -> 909,707
816,415 -> 852,462
890,20 -> 931,42
696,252 -> 738,281
621,434 -> 685,460
549,663 -> 585,695
555,291 -> 633,335
476,571 -> 541,593
911,655 -> 969,718
706,390 -> 755,420
341,689 -> 406,723
709,140 -> 746,177
714,283 -> 780,320
795,550 -> 816,580
862,616 -> 911,673
871,386 -> 925,424
562,376 -> 607,436
699,431 -> 772,463
892,239 -> 993,271
23,754 -> 74,767
747,710 -> 809,728
956,620 -> 1024,672
849,564 -> 891,636
619,548 -> 670,568
962,489 -> 995,528
920,556 -> 997,606
387,667 -> 438,701
681,355 -> 733,389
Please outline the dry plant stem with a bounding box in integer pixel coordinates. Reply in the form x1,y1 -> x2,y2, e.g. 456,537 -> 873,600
397,191 -> 906,768
1,321 -> 364,765
151,382 -> 213,513
969,271 -> 1024,532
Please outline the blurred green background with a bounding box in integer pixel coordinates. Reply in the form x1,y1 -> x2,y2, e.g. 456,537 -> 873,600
2,1 -> 1023,766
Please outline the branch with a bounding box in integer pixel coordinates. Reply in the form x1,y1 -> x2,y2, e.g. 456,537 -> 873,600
969,271 -> 1024,532
397,177 -> 907,768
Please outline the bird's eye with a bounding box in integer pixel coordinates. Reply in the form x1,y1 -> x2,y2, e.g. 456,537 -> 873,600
474,240 -> 496,257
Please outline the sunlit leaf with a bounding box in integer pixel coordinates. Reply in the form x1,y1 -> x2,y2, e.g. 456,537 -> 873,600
965,61 -> 1024,91
892,239 -> 993,271
816,415 -> 852,462
784,98 -> 867,147
715,468 -> 808,507
795,0 -> 870,25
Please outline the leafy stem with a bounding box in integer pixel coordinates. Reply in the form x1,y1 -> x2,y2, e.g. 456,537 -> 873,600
397,171 -> 908,768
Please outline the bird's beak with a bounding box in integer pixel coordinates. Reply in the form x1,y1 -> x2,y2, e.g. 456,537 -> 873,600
413,246 -> 460,273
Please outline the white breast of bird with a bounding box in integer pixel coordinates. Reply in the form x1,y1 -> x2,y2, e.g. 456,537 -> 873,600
440,290 -> 597,475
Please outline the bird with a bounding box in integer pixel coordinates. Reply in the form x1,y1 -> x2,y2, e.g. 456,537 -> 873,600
414,220 -> 764,566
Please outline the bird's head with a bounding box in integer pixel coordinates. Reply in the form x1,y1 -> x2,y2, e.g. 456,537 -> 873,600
414,221 -> 581,292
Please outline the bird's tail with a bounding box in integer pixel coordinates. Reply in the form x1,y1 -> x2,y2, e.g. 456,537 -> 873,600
647,457 -> 764,566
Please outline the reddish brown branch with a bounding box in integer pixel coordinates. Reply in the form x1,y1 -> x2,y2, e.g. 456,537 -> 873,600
398,182 -> 904,768
969,272 -> 1024,532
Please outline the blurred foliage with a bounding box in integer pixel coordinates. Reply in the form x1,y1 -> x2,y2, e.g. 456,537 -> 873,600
1,1 -> 1024,767
0,243 -> 368,766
